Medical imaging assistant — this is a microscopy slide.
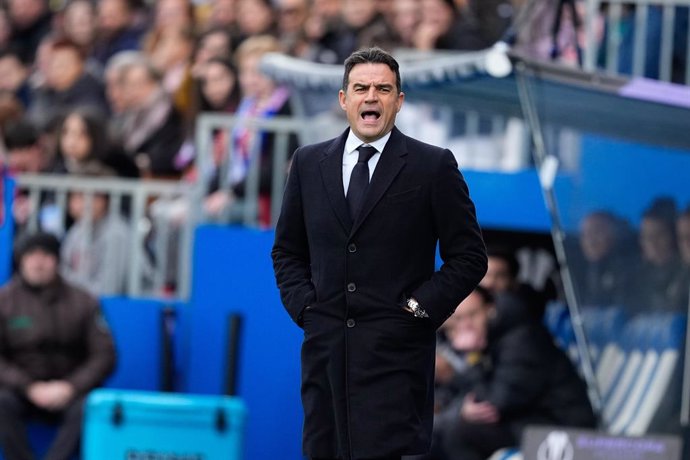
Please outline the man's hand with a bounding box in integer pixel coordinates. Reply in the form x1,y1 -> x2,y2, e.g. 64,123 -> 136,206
26,381 -> 76,411
460,393 -> 499,424
204,190 -> 234,217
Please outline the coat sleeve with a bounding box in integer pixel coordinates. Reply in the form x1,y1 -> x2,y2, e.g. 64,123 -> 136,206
0,344 -> 33,392
411,149 -> 488,329
483,326 -> 550,415
271,148 -> 315,327
0,288 -> 33,391
65,298 -> 117,394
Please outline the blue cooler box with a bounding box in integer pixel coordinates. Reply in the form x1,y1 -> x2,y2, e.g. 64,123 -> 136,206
83,389 -> 247,460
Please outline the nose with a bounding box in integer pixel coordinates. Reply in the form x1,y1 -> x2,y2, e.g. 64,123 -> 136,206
365,86 -> 378,102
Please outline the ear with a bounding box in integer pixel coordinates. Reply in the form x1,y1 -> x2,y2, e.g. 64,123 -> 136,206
396,91 -> 405,113
338,89 -> 347,111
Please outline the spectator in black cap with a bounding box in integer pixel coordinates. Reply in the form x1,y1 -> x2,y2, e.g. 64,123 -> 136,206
0,231 -> 116,460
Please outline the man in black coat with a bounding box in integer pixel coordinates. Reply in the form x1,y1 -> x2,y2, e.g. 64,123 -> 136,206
272,47 -> 487,460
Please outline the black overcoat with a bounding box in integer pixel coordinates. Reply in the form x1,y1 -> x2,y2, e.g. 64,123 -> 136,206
272,127 -> 487,459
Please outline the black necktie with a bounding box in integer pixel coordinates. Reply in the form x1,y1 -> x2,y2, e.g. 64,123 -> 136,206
347,145 -> 377,219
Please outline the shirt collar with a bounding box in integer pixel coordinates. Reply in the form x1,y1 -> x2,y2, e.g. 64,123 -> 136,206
345,130 -> 392,156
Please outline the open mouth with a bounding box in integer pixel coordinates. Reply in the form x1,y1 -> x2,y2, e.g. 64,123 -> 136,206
361,110 -> 381,121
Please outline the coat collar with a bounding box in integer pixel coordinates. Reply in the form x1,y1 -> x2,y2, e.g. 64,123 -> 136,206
319,127 -> 408,235
319,129 -> 351,232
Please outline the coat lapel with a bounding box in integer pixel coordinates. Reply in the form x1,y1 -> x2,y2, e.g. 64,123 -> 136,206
319,130 -> 352,232
350,127 -> 407,236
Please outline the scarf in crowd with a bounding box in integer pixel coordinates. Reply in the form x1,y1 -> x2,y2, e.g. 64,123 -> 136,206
229,86 -> 291,186
122,89 -> 173,153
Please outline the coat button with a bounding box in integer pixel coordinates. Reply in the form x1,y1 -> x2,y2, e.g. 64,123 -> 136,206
346,318 -> 356,328
347,283 -> 356,292
347,243 -> 357,253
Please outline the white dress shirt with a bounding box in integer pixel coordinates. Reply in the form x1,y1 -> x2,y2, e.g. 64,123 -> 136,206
342,130 -> 392,196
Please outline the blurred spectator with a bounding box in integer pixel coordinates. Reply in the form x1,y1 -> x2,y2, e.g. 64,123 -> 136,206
3,118 -> 51,175
119,58 -> 184,178
54,108 -> 138,179
413,0 -> 486,51
3,118 -> 58,233
428,286 -> 596,460
236,0 -> 277,43
275,0 -> 310,56
28,38 -> 109,131
570,211 -> 634,307
198,57 -> 241,114
0,231 -> 116,459
175,56 -> 240,180
388,0 -> 421,49
144,26 -> 196,116
60,0 -> 98,65
92,0 -> 145,66
231,35 -> 298,226
207,0 -> 240,39
152,0 -> 196,34
0,49 -> 31,109
298,0 -> 344,64
633,197 -> 686,313
434,299 -> 477,420
103,50 -> 144,137
61,168 -> 132,295
328,0 -> 397,61
144,28 -> 195,114
191,26 -> 234,77
480,246 -> 547,320
7,0 -> 52,64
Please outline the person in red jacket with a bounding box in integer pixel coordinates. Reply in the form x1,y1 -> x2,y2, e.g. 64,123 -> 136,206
0,232 -> 116,460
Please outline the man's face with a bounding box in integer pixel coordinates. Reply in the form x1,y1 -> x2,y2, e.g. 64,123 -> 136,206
447,291 -> 491,352
6,146 -> 44,173
98,0 -> 130,34
579,214 -> 614,262
123,65 -> 154,109
9,0 -> 44,28
46,47 -> 84,91
0,55 -> 27,91
640,217 -> 674,266
339,63 -> 404,143
20,249 -> 58,287
278,0 -> 308,34
480,257 -> 515,294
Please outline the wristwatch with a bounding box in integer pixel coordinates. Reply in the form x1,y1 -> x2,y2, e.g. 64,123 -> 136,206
406,297 -> 429,319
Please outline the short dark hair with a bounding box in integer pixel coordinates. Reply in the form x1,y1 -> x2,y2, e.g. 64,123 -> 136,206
4,119 -> 40,150
342,47 -> 401,94
486,246 -> 520,280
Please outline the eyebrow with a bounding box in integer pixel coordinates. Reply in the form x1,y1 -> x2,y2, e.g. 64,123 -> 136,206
352,83 -> 394,91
